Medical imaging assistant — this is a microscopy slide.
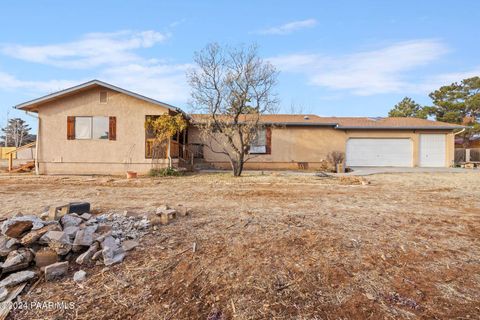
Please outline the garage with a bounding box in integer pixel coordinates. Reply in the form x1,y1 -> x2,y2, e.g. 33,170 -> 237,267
346,138 -> 413,167
419,134 -> 446,167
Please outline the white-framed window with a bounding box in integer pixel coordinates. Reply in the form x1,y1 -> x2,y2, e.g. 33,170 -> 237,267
75,116 -> 109,140
250,128 -> 267,154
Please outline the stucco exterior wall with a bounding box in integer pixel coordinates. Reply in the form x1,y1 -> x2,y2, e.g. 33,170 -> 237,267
37,86 -> 170,175
189,126 -> 455,169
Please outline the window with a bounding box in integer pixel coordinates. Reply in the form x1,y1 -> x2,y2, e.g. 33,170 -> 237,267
250,128 -> 267,154
72,116 -> 110,140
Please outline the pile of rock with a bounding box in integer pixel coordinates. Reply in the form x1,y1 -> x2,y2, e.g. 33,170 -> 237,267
0,202 -> 190,304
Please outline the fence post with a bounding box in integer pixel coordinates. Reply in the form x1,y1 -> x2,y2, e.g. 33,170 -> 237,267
466,149 -> 471,162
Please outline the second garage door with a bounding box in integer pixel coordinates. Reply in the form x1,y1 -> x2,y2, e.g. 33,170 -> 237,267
346,138 -> 413,167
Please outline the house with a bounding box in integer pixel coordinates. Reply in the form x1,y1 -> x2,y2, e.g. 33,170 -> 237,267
14,80 -> 463,175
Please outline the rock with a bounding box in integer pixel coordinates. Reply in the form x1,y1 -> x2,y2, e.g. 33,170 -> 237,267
20,224 -> 60,246
0,236 -> 15,257
40,212 -> 49,220
73,226 -> 97,252
1,217 -> 36,238
60,215 -> 83,228
0,270 -> 36,287
0,287 -> 8,302
43,231 -> 70,244
96,224 -> 112,235
2,248 -> 34,273
6,238 -> 19,249
44,231 -> 72,255
73,270 -> 86,282
44,261 -> 69,281
176,205 -> 190,217
155,205 -> 170,214
121,240 -> 139,252
101,236 -> 125,266
76,242 -> 99,265
48,203 -> 71,221
91,250 -> 103,261
133,218 -> 150,229
80,213 -> 92,220
63,226 -> 80,241
34,248 -> 58,268
102,247 -> 125,266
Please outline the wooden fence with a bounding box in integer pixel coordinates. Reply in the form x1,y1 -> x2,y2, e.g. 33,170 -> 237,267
455,148 -> 480,163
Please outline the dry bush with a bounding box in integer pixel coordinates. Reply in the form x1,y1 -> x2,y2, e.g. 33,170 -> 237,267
326,151 -> 345,165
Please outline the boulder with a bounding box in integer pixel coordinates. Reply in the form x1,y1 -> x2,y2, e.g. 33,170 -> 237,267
101,236 -> 125,266
63,226 -> 80,241
80,213 -> 92,220
0,270 -> 36,287
75,242 -> 99,265
43,231 -> 70,244
35,248 -> 58,268
20,224 -> 60,246
122,240 -> 139,252
73,270 -> 86,282
0,236 -> 15,257
102,247 -> 125,266
1,216 -> 39,238
73,226 -> 97,252
44,261 -> 69,281
44,231 -> 72,255
0,287 -> 8,302
60,215 -> 83,228
2,248 -> 34,273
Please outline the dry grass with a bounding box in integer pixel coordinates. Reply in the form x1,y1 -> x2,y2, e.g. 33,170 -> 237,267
0,171 -> 479,319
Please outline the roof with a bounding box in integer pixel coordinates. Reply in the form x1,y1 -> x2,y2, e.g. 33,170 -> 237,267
190,114 -> 464,130
13,79 -> 182,113
190,114 -> 337,126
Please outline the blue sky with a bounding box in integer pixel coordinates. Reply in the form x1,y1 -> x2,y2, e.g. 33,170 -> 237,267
1,0 -> 479,128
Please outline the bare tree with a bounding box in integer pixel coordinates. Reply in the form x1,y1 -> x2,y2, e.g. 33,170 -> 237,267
1,118 -> 32,147
187,43 -> 279,176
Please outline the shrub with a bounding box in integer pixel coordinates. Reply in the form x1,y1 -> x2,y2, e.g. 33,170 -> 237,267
148,167 -> 183,177
326,151 -> 345,165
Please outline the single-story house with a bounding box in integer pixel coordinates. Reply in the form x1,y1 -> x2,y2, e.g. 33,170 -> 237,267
14,80 -> 463,175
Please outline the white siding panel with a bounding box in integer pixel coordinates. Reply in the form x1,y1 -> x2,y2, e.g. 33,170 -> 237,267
346,138 -> 412,167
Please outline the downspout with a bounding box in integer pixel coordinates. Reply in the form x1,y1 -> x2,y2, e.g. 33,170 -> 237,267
24,111 -> 40,175
454,128 -> 466,135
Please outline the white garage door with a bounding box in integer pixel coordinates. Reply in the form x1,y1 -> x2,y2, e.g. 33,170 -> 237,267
419,134 -> 446,167
346,138 -> 413,167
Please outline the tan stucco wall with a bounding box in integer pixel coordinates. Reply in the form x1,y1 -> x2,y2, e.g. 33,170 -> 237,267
189,126 -> 455,169
37,86 -> 170,175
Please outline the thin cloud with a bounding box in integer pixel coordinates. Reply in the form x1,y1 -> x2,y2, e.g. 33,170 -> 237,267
256,19 -> 317,35
1,30 -> 169,69
269,39 -> 451,95
0,29 -> 190,104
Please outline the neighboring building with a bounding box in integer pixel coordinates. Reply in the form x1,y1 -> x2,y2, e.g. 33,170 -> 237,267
15,80 -> 463,175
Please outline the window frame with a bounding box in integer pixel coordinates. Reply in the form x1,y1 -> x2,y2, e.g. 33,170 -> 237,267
73,116 -> 110,140
249,127 -> 269,154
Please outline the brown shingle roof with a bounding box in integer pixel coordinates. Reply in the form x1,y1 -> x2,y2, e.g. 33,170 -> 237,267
189,114 -> 463,129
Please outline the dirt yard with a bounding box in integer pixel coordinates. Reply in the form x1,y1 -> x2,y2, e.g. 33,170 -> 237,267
0,171 -> 479,319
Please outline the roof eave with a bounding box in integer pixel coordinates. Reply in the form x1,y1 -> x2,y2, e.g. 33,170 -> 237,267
336,126 -> 466,130
13,79 -> 182,113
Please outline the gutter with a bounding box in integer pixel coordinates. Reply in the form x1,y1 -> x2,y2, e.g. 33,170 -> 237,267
335,126 -> 466,130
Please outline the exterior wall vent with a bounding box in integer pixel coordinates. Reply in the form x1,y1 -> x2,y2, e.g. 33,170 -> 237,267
304,116 -> 310,120
100,91 -> 108,104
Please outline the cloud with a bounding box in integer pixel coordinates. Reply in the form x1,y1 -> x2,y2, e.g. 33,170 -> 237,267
100,62 -> 192,103
269,39 -> 451,95
256,19 -> 317,35
1,30 -> 169,69
0,71 -> 81,94
0,29 -> 191,104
